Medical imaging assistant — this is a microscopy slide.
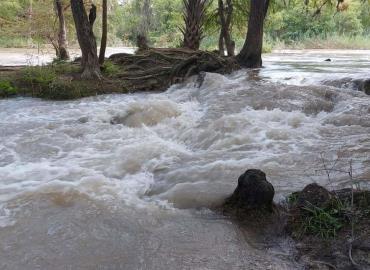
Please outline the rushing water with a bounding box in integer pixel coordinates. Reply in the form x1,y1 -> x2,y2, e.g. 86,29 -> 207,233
0,50 -> 369,269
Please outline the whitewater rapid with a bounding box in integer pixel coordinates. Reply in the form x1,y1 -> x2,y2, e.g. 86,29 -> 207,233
0,51 -> 369,269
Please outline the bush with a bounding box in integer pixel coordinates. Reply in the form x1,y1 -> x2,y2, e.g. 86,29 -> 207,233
102,60 -> 121,77
43,79 -> 82,100
0,80 -> 17,97
22,66 -> 57,88
50,61 -> 81,74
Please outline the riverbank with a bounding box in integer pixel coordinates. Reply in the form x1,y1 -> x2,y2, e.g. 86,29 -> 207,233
224,170 -> 370,270
286,185 -> 370,269
0,48 -> 237,100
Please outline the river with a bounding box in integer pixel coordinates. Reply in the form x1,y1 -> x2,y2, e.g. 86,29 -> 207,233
0,50 -> 369,269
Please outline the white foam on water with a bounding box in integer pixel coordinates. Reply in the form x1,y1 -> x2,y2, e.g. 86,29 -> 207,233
0,51 -> 369,269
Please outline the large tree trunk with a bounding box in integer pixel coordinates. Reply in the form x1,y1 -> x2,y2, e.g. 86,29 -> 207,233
70,0 -> 101,79
218,0 -> 226,56
237,0 -> 269,68
218,0 -> 234,56
139,0 -> 151,38
218,31 -> 225,56
55,0 -> 70,60
99,0 -> 108,65
224,0 -> 234,56
181,0 -> 208,50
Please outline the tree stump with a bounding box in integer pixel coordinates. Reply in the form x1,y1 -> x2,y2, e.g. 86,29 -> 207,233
224,169 -> 275,214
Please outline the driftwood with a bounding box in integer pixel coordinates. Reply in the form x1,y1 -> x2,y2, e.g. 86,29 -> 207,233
109,48 -> 239,92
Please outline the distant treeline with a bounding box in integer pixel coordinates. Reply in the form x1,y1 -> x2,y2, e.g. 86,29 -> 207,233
0,0 -> 369,50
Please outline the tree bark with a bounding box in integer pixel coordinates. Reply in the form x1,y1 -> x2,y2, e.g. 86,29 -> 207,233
55,0 -> 70,60
99,0 -> 108,65
182,0 -> 207,50
218,0 -> 234,56
218,0 -> 226,56
70,0 -> 101,79
224,0 -> 234,56
139,0 -> 151,39
237,0 -> 269,68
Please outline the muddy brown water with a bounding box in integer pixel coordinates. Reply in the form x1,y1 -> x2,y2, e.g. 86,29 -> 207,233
0,50 -> 369,269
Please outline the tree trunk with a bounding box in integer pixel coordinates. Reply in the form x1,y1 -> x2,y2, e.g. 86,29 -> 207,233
182,0 -> 207,50
218,0 -> 226,56
218,0 -> 234,56
237,0 -> 269,68
99,0 -> 108,65
224,0 -> 234,56
55,0 -> 70,60
218,30 -> 225,56
70,0 -> 101,79
139,0 -> 151,39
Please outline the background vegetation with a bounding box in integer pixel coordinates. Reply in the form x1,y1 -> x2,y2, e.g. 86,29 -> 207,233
0,0 -> 369,51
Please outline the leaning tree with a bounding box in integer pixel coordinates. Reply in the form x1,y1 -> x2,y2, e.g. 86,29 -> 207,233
181,0 -> 208,50
70,0 -> 101,79
237,0 -> 270,68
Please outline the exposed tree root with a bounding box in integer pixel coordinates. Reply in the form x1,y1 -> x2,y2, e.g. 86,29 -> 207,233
109,48 -> 240,92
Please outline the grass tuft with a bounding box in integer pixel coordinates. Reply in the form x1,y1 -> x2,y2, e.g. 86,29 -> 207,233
0,80 -> 18,97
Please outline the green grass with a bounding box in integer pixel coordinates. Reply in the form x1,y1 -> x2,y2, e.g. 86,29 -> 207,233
0,80 -> 17,97
269,34 -> 370,50
0,36 -> 29,48
21,66 -> 57,88
300,200 -> 346,239
102,60 -> 121,77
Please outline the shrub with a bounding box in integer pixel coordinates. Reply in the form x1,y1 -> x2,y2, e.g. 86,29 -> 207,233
22,66 -> 57,88
0,80 -> 17,97
102,60 -> 120,77
51,61 -> 80,74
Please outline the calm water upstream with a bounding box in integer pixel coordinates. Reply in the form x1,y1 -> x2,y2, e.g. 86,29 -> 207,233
0,50 -> 369,269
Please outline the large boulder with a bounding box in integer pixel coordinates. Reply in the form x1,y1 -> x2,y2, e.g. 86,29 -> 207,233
361,79 -> 370,95
224,169 -> 275,213
296,183 -> 331,209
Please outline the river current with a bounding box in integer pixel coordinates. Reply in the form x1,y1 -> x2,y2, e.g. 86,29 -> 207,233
0,50 -> 369,269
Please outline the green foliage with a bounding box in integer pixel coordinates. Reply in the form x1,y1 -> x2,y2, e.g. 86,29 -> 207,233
1,0 -> 370,51
265,0 -> 367,47
333,1 -> 363,35
0,80 -> 17,97
102,60 -> 120,77
44,79 -> 82,100
299,199 -> 347,239
50,61 -> 80,74
0,36 -> 28,48
118,0 -> 183,47
287,192 -> 299,205
22,66 -> 57,88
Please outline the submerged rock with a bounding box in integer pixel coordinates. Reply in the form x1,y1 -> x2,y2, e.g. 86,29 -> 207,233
224,169 -> 275,213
